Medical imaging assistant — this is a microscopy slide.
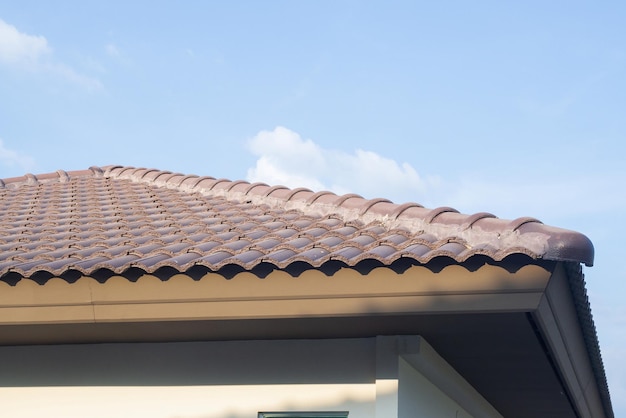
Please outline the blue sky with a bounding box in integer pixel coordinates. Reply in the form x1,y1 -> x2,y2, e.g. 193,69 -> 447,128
1,0 -> 625,414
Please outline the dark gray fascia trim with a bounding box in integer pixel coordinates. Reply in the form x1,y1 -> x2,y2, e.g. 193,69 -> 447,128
565,262 -> 613,418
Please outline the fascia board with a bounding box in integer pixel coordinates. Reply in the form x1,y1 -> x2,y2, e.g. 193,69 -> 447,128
533,263 -> 606,418
0,264 -> 552,325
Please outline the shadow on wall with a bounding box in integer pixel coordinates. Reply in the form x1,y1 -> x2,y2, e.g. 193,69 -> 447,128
0,338 -> 375,386
0,338 -> 379,418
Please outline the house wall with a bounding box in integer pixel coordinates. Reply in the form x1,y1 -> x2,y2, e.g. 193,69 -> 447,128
399,358 -> 472,418
0,338 -> 377,418
0,336 -> 497,418
0,384 -> 376,418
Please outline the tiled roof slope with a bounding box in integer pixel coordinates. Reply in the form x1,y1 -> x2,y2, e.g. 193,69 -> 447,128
0,165 -> 594,282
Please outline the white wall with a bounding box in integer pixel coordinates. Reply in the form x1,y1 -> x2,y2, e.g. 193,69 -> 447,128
0,338 -> 377,418
398,358 -> 472,418
0,336 -> 498,418
0,384 -> 375,418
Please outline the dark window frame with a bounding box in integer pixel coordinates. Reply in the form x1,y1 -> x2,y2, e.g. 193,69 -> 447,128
258,412 -> 349,418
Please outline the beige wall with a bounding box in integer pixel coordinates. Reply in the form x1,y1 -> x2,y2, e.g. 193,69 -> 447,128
0,384 -> 376,418
0,336 -> 498,418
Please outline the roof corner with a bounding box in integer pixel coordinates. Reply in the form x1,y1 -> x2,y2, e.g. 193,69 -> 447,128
517,222 -> 595,266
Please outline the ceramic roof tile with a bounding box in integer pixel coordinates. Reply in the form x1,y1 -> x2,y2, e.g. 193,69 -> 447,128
263,248 -> 298,263
0,165 -> 594,283
366,244 -> 401,258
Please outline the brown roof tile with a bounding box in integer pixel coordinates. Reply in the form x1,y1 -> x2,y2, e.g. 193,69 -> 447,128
0,165 -> 594,283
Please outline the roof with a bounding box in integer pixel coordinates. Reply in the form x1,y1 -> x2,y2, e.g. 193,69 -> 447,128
0,165 -> 612,417
0,165 -> 594,283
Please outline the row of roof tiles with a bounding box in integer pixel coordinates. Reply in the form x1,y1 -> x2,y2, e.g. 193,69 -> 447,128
0,165 -> 594,282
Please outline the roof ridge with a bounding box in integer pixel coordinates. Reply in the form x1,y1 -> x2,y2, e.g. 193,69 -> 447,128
101,165 -> 468,221
101,165 -> 529,236
0,167 -> 104,189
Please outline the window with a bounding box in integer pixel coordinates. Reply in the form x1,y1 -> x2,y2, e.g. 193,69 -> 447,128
258,413 -> 348,418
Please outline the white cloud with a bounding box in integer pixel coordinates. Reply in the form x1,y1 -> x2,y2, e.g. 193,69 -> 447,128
0,19 -> 102,91
246,126 -> 435,203
0,139 -> 36,173
0,18 -> 50,69
246,126 -> 327,191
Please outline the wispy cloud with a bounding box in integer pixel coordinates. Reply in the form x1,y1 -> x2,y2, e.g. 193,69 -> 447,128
0,139 -> 36,173
246,126 -> 438,203
0,19 -> 102,91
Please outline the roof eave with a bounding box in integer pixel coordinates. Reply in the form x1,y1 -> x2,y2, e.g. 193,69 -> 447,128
517,222 -> 595,267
